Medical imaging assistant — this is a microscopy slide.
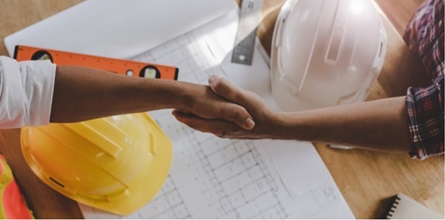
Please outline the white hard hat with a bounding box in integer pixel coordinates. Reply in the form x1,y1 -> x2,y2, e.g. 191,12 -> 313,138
271,0 -> 387,111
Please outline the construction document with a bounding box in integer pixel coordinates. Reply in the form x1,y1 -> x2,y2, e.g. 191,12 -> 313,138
79,7 -> 355,219
3,0 -> 354,218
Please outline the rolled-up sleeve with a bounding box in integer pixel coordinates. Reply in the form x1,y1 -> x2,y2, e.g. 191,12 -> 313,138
403,0 -> 444,159
0,56 -> 56,128
406,74 -> 444,160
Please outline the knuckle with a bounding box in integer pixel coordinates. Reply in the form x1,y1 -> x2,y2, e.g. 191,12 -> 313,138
233,92 -> 243,100
212,79 -> 224,92
215,130 -> 227,138
232,107 -> 248,121
232,108 -> 242,119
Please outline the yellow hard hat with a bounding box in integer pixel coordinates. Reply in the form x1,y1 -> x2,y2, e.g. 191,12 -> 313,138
20,113 -> 172,215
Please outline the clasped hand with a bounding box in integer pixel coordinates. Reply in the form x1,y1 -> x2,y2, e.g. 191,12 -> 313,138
173,75 -> 279,139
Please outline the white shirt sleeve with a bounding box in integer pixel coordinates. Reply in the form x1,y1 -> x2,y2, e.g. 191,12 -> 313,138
0,56 -> 56,128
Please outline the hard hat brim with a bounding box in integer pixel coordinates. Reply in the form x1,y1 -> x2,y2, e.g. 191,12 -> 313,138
21,113 -> 173,215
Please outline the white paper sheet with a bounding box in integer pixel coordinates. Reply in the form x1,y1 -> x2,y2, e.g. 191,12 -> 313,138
4,0 -> 234,59
76,7 -> 354,219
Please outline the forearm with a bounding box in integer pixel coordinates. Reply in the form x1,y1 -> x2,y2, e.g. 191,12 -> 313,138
50,66 -> 254,130
175,76 -> 413,153
274,96 -> 413,152
50,65 -> 188,122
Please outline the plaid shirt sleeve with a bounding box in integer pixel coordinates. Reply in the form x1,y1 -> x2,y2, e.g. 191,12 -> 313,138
403,0 -> 444,159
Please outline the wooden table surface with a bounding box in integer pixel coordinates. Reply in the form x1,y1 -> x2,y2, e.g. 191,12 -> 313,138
0,0 -> 443,219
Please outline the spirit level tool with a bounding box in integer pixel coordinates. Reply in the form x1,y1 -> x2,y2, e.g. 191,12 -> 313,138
231,0 -> 263,65
14,45 -> 178,80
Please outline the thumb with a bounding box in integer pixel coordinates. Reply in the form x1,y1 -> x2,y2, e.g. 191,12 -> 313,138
208,75 -> 255,130
208,75 -> 248,105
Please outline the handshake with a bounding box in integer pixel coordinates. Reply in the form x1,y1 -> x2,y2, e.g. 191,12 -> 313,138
46,65 -> 415,153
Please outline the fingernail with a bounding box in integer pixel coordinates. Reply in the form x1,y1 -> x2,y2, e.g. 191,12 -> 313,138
243,118 -> 255,130
209,75 -> 220,84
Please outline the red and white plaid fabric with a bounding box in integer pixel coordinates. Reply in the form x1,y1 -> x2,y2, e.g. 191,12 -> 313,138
403,0 -> 444,159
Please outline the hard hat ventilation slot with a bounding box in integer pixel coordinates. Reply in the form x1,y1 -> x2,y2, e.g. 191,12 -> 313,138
49,177 -> 65,188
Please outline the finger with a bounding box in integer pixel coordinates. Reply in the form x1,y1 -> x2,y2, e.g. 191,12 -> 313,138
208,75 -> 247,104
208,75 -> 262,112
207,76 -> 256,130
216,104 -> 255,130
172,110 -> 241,137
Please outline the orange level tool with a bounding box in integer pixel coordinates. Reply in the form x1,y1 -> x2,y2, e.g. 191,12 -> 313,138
13,45 -> 178,80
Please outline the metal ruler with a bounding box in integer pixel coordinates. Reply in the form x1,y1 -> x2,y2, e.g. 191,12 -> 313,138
231,0 -> 263,65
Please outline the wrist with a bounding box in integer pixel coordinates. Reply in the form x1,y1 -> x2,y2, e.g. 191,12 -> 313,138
138,79 -> 188,110
169,81 -> 199,110
271,111 -> 310,141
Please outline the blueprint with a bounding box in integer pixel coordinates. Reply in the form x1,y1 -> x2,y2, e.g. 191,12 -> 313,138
79,8 -> 354,219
